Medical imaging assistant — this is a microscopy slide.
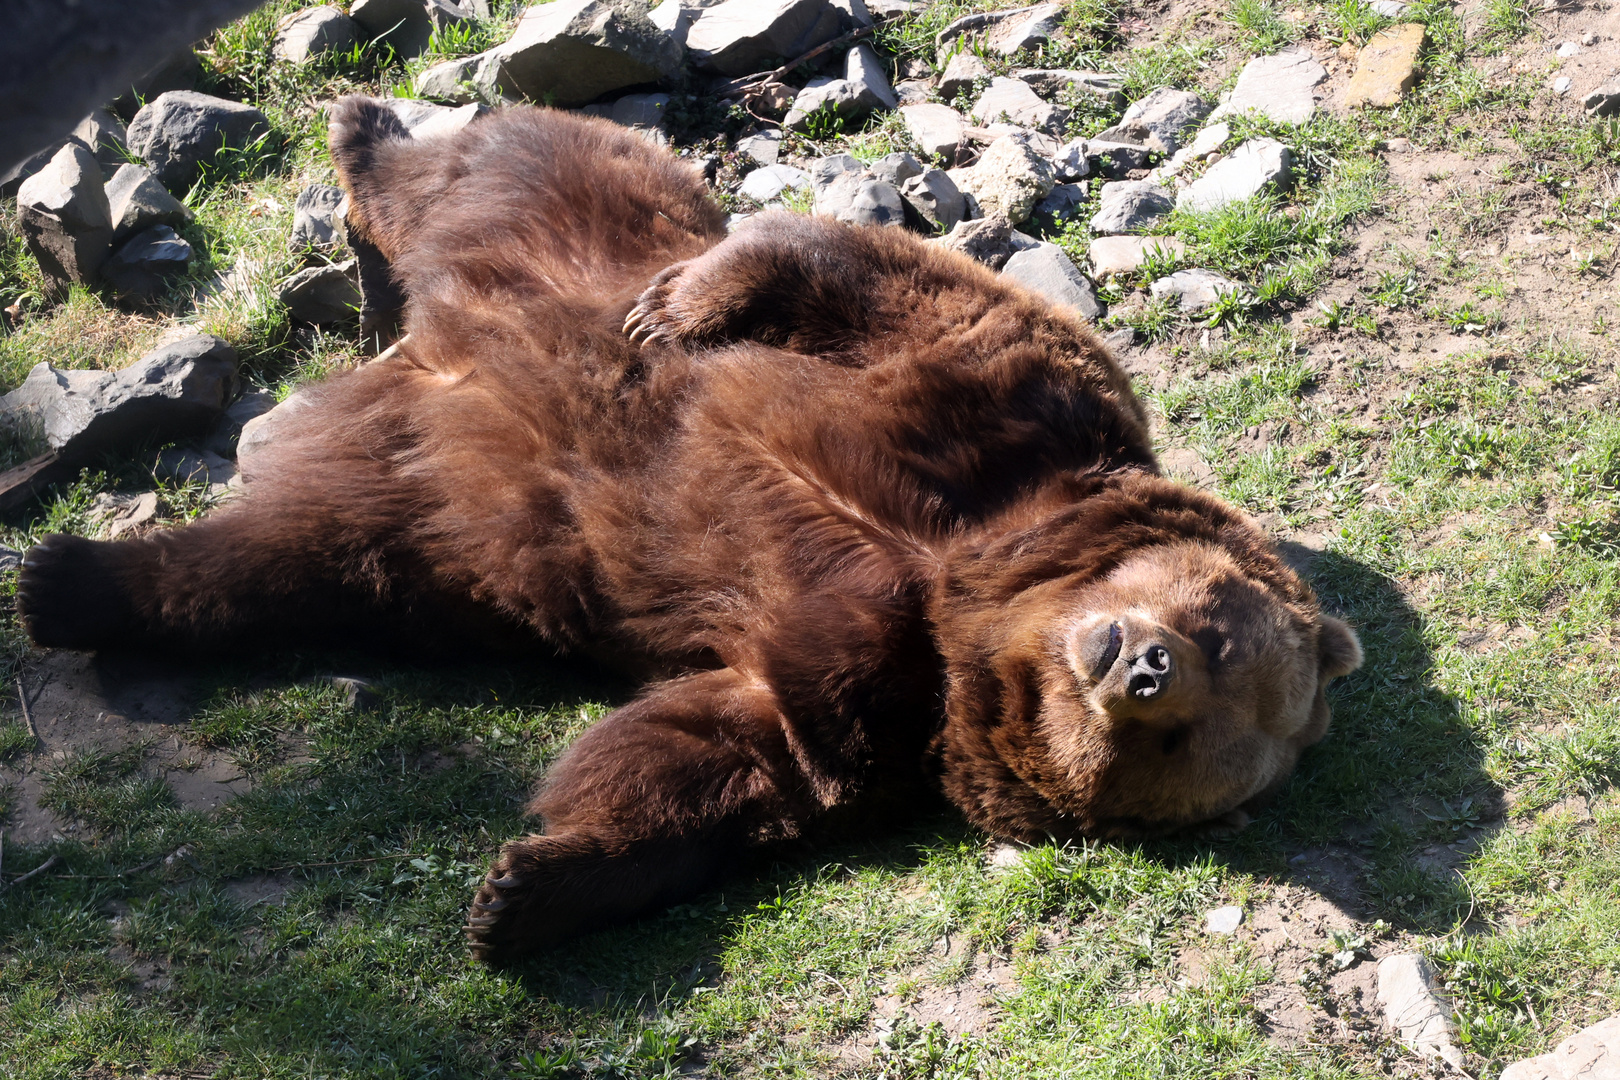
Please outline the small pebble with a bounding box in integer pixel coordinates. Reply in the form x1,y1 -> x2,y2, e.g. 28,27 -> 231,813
1206,905 -> 1243,934
1555,76 -> 1573,94
1557,40 -> 1580,57
1582,31 -> 1599,45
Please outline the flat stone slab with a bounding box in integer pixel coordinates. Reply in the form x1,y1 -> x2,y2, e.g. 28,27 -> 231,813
1091,179 -> 1174,234
1346,23 -> 1426,108
1376,953 -> 1467,1071
969,76 -> 1067,134
1001,242 -> 1103,320
1148,268 -> 1246,313
1088,235 -> 1185,278
1500,1014 -> 1620,1080
1210,47 -> 1326,124
1176,137 -> 1292,213
686,0 -> 843,76
273,5 -> 360,64
900,103 -> 966,160
1097,87 -> 1210,154
739,163 -> 811,203
487,0 -> 683,107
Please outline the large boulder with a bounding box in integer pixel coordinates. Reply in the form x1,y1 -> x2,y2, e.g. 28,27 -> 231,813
350,0 -> 486,58
277,261 -> 363,323
71,109 -> 129,171
106,164 -> 194,243
101,225 -> 195,300
16,143 -> 113,293
686,0 -> 843,76
483,0 -> 683,107
272,5 -> 362,64
415,53 -> 487,103
0,335 -> 238,461
126,91 -> 270,190
900,168 -> 965,232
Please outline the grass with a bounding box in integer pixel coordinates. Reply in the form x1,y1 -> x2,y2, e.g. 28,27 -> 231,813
3,0 -> 1620,1076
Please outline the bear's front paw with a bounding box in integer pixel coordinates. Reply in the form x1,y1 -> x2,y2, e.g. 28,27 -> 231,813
465,834 -> 594,965
622,261 -> 693,348
17,534 -> 142,650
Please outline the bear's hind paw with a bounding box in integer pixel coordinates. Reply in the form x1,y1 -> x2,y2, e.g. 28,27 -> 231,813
622,261 -> 692,348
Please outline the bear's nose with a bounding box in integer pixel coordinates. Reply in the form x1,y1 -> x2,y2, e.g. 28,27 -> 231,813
1126,644 -> 1174,699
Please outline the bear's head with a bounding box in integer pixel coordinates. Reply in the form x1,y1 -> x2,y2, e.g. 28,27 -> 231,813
931,471 -> 1363,841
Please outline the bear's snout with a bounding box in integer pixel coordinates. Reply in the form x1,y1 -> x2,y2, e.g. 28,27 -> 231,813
1127,643 -> 1174,699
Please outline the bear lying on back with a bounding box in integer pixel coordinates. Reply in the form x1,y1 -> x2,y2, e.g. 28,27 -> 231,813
16,99 -> 1363,964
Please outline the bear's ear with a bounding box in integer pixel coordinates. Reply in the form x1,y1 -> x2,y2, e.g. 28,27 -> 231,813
1318,615 -> 1363,680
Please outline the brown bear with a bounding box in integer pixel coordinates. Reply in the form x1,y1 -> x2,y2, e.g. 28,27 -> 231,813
15,98 -> 1363,964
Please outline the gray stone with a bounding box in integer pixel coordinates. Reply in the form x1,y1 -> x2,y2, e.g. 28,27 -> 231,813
1499,1014 -> 1620,1080
351,0 -> 484,58
414,54 -> 486,102
203,390 -> 279,458
900,167 -> 965,232
649,0 -> 693,43
1001,242 -> 1103,319
1032,181 -> 1086,222
1013,68 -> 1125,105
16,143 -> 114,291
969,76 -> 1068,133
107,164 -> 194,244
611,92 -> 671,126
809,153 -> 864,190
1051,138 -> 1090,181
1088,234 -> 1185,278
1376,954 -> 1466,1072
815,175 -> 905,226
937,49 -> 989,99
1205,905 -> 1243,934
155,447 -> 236,486
1371,0 -> 1408,13
381,98 -> 488,138
126,91 -> 270,191
1090,180 -> 1173,234
1097,87 -> 1212,155
737,129 -> 783,166
740,162 -> 812,202
71,109 -> 129,172
237,388 -> 316,479
92,490 -> 162,539
1188,122 -> 1229,157
934,213 -> 1039,269
784,42 -> 898,130
278,260 -> 362,323
1,142 -> 65,199
894,78 -> 934,105
485,0 -> 683,107
871,152 -> 924,187
1209,48 -> 1327,125
686,0 -> 843,76
289,184 -> 346,254
953,133 -> 1055,224
1086,138 -> 1153,178
273,5 -> 361,64
1149,268 -> 1247,313
1176,137 -> 1292,212
101,225 -> 194,299
984,2 -> 1064,56
1585,79 -> 1620,117
868,0 -> 931,14
0,334 -> 238,461
899,103 -> 966,161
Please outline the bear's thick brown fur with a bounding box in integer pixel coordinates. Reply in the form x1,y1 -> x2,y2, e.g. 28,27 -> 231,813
16,100 -> 1363,964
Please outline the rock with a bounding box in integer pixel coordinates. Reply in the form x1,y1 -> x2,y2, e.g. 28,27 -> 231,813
277,260 -> 362,323
1103,327 -> 1135,351
1554,76 -> 1573,95
101,225 -> 194,300
894,78 -> 934,105
900,103 -> 967,161
1585,79 -> 1620,117
1032,181 -> 1086,222
1090,179 -> 1174,234
610,92 -> 671,127
649,0 -> 692,42
1097,87 -> 1211,154
740,163 -> 812,203
737,130 -> 783,166
237,389 -> 316,477
273,5 -> 361,64
686,0 -> 843,76
1499,1014 -> 1620,1080
155,447 -> 236,486
1188,122 -> 1229,157
92,490 -> 162,540
938,49 -> 990,100
72,109 -> 129,172
953,134 -> 1055,224
351,0 -> 484,58
415,54 -> 486,103
1088,234 -> 1185,278
984,2 -> 1064,55
871,152 -> 924,187
1556,40 -> 1579,58
0,335 -> 238,461
1370,0 -> 1407,12
290,184 -> 346,254
126,92 -> 271,191
900,168 -> 965,232
1013,68 -> 1125,106
1205,905 -> 1243,934
1376,954 -> 1466,1072
106,164 -> 194,244
1149,268 -> 1247,313
486,0 -> 683,107
0,548 -> 20,572
784,42 -> 899,129
0,142 -> 65,199
381,98 -> 488,139
1085,138 -> 1153,178
1001,243 -> 1103,320
1176,138 -> 1292,213
934,213 -> 1039,269
815,175 -> 906,226
16,143 -> 114,292
331,675 -> 384,712
1345,23 -> 1427,108
969,76 -> 1068,134
1209,48 -> 1326,124
203,390 -> 279,458
1052,138 -> 1090,182
809,153 -> 864,190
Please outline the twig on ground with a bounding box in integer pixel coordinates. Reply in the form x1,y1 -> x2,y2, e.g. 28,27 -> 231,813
0,853 -> 59,892
713,25 -> 875,97
16,680 -> 36,741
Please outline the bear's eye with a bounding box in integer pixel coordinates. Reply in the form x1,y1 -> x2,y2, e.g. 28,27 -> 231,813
1191,628 -> 1226,668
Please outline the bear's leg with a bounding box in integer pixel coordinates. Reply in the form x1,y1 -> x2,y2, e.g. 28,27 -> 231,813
465,668 -> 815,963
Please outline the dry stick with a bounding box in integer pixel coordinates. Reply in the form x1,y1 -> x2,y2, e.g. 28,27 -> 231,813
1,854 -> 59,892
15,680 -> 36,742
369,332 -> 411,365
713,25 -> 876,97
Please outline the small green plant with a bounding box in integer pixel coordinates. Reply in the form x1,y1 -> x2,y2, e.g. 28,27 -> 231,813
0,719 -> 33,762
1205,287 -> 1257,329
1370,268 -> 1422,309
1440,301 -> 1500,335
509,1045 -> 582,1080
800,100 -> 847,141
